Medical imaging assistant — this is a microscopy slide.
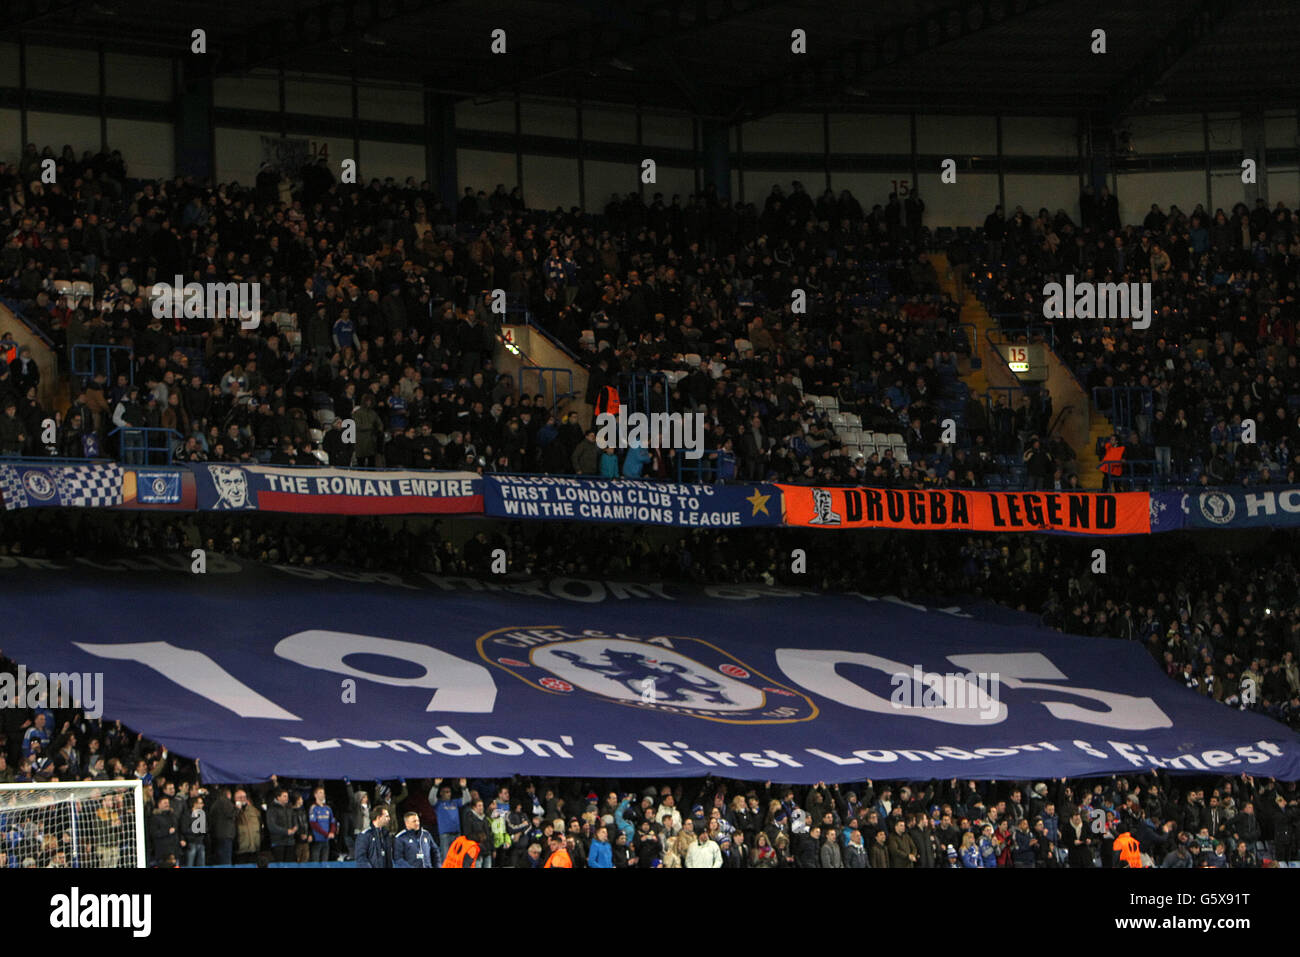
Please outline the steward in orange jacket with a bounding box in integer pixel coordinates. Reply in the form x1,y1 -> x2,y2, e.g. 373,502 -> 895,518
1099,437 -> 1125,490
543,837 -> 573,868
594,385 -> 619,417
1113,831 -> 1144,868
440,834 -> 481,868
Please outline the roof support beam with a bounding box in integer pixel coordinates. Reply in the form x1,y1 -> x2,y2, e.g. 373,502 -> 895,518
447,0 -> 785,105
729,0 -> 1066,123
1099,0 -> 1238,121
202,0 -> 434,77
1,0 -> 83,30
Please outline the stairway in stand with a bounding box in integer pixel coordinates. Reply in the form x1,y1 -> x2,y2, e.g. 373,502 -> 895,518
934,253 -> 1105,489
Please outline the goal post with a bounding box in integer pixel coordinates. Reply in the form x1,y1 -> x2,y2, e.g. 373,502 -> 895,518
0,780 -> 145,868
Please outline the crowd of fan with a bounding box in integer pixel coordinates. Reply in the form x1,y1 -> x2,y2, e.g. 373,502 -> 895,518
972,187 -> 1300,487
2,142 -> 1054,489
6,144 -> 1300,492
1,697 -> 1296,869
2,508 -> 1299,734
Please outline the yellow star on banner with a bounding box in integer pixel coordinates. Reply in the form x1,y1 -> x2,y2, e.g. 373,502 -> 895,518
746,489 -> 771,516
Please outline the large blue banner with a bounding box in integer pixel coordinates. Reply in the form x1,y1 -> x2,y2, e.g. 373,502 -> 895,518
484,475 -> 781,526
1,559 -> 1295,782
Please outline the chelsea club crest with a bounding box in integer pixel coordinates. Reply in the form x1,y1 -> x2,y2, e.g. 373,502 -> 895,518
478,626 -> 817,724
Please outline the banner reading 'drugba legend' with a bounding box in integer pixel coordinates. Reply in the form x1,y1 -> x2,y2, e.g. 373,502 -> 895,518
779,485 -> 1152,535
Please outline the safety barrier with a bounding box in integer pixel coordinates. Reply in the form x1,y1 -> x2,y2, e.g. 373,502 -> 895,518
72,343 -> 134,387
109,426 -> 182,466
1091,386 -> 1152,434
519,366 -> 577,417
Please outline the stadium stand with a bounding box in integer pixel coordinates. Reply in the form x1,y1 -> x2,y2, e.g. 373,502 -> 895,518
4,5 -> 1300,886
8,147 -> 1294,496
1,147 -> 1044,490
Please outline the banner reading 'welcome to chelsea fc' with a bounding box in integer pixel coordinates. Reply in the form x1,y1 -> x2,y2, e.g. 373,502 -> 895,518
485,475 -> 781,527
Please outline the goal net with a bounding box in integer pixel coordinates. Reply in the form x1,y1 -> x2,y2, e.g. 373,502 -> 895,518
0,781 -> 145,868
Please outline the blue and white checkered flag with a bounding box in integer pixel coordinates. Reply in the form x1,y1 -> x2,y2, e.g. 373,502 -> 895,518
53,463 -> 125,507
0,465 -> 27,509
0,463 -> 125,510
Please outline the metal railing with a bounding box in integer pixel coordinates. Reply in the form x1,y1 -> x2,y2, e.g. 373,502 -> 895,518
986,323 -> 1056,349
678,449 -> 735,485
985,384 -> 1039,415
953,322 -> 978,358
498,295 -> 585,364
5,445 -> 1290,495
72,344 -> 134,387
0,295 -> 57,350
1099,457 -> 1166,491
982,328 -> 1035,391
618,371 -> 671,416
1045,403 -> 1076,442
1091,386 -> 1152,434
524,315 -> 586,363
0,455 -> 103,465
519,366 -> 577,417
109,427 -> 182,466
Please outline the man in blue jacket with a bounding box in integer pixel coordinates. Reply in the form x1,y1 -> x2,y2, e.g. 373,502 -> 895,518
622,441 -> 650,478
588,825 -> 613,868
394,811 -> 440,868
1011,818 -> 1037,868
977,824 -> 999,867
1040,802 -> 1063,864
434,778 -> 471,861
355,807 -> 393,868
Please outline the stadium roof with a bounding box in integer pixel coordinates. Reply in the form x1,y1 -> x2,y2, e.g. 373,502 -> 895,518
7,0 -> 1299,120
